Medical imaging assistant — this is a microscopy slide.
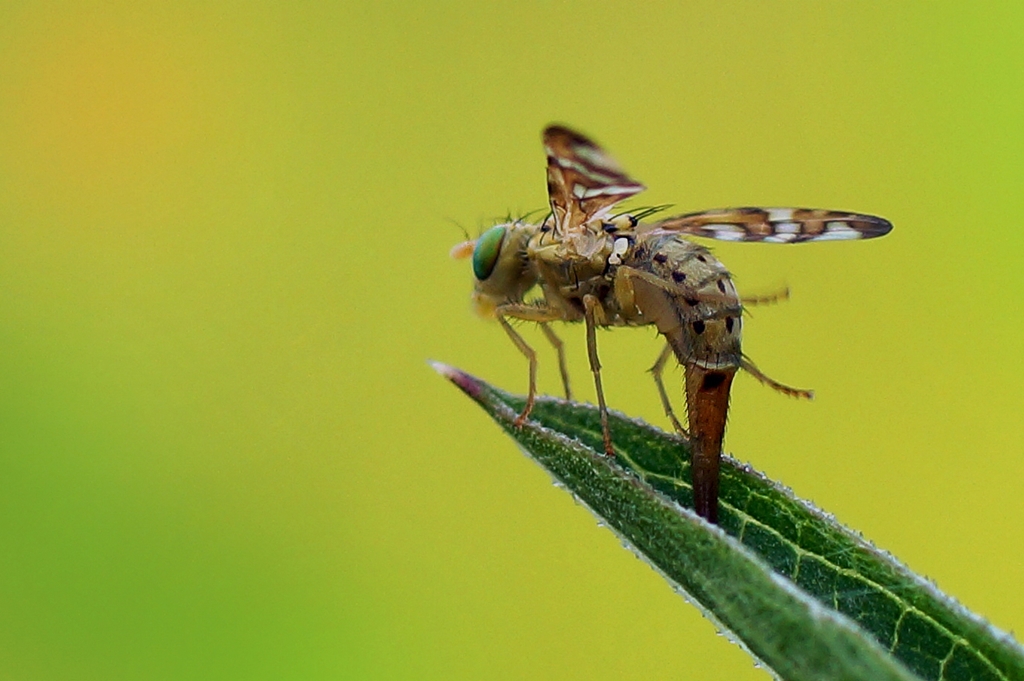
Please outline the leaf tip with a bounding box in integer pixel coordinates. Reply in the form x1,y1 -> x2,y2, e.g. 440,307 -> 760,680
428,360 -> 486,400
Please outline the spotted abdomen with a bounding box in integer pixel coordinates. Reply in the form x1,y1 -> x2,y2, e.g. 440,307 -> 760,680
622,234 -> 742,371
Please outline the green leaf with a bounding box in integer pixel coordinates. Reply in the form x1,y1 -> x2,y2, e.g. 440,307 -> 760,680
433,362 -> 1024,681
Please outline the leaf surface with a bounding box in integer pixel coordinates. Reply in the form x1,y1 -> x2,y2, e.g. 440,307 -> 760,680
434,362 -> 1024,681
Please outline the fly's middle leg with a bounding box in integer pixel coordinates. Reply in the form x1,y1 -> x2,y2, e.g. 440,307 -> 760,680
583,294 -> 614,457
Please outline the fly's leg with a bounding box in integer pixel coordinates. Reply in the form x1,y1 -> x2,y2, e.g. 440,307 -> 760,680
740,285 -> 789,306
539,322 -> 572,400
618,267 -> 735,310
617,266 -> 690,297
650,342 -> 688,437
618,266 -> 744,325
740,356 -> 814,400
583,294 -> 614,457
494,304 -> 566,427
496,316 -> 539,427
620,266 -> 787,310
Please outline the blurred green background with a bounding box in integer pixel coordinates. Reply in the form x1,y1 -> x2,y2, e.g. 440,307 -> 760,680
1,2 -> 1022,679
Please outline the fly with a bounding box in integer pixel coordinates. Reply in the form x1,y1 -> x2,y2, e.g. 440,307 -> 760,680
451,126 -> 891,523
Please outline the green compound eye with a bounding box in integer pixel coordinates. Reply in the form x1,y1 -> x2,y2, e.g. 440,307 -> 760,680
472,225 -> 506,280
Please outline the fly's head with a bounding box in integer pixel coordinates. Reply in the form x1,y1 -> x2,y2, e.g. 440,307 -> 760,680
450,222 -> 539,318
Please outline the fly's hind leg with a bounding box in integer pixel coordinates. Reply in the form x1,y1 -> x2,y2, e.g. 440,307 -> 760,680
741,285 -> 790,306
740,356 -> 814,400
539,322 -> 572,400
650,342 -> 688,437
582,294 -> 615,457
620,266 -> 789,310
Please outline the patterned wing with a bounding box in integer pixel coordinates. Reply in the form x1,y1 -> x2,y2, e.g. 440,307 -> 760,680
543,125 -> 645,236
650,207 -> 892,243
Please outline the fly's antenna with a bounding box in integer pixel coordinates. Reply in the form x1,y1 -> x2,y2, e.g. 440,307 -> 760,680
446,218 -> 475,260
444,217 -> 472,242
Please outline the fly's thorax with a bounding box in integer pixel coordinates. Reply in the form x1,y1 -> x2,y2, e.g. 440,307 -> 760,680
527,225 -> 617,306
622,234 -> 743,370
527,224 -> 613,271
468,222 -> 540,318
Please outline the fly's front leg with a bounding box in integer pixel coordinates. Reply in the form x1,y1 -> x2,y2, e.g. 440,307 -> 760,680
539,322 -> 572,400
582,294 -> 614,457
496,316 -> 538,428
495,304 -> 565,428
650,342 -> 688,437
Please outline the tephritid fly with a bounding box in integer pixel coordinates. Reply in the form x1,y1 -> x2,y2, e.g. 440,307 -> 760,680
451,126 -> 891,523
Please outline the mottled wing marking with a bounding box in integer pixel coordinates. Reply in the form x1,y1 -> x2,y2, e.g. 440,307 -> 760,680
543,125 -> 645,236
651,207 -> 893,243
